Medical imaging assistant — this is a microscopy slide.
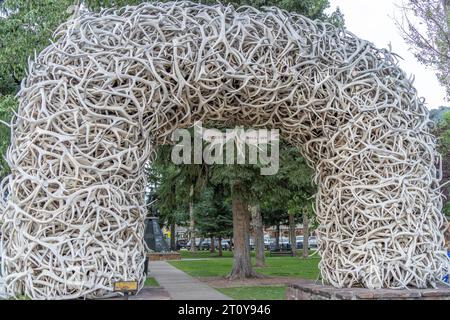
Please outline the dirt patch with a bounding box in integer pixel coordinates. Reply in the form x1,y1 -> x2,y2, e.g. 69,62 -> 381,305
197,276 -> 316,288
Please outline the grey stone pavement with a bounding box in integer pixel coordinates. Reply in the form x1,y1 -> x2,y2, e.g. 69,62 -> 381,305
148,260 -> 231,300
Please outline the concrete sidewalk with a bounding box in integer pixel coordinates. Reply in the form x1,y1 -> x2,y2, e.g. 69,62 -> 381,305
148,261 -> 231,300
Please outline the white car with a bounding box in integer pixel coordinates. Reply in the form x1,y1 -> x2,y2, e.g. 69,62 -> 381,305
186,238 -> 202,248
295,235 -> 318,249
270,237 -> 291,250
264,237 -> 271,249
309,236 -> 318,248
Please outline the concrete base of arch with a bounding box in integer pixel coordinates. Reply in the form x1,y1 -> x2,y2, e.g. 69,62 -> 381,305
286,282 -> 450,300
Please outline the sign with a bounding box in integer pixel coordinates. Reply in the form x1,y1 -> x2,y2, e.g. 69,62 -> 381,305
113,281 -> 138,293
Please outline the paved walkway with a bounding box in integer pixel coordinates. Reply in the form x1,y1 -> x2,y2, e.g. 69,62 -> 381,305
148,261 -> 231,300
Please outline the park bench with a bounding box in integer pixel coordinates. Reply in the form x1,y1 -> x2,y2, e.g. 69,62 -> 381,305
269,249 -> 294,257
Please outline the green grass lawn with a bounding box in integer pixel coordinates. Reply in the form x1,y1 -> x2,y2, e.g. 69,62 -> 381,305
169,254 -> 320,300
169,256 -> 320,279
180,250 -> 234,259
179,249 -> 317,260
144,277 -> 159,286
217,286 -> 286,300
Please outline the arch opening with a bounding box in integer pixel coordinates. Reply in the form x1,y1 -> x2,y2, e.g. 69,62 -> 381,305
0,1 -> 447,299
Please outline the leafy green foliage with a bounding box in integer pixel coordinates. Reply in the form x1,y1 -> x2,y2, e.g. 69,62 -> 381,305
429,106 -> 450,123
260,146 -> 316,224
147,144 -> 208,226
194,184 -> 233,238
434,111 -> 450,217
0,0 -> 80,176
0,94 -> 16,177
0,0 -> 76,95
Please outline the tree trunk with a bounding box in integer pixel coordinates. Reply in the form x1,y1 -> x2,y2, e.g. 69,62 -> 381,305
210,237 -> 215,253
189,184 -> 196,252
218,236 -> 223,257
302,211 -> 309,259
289,212 -> 297,257
170,222 -> 176,251
199,237 -> 204,250
251,203 -> 265,267
227,180 -> 260,280
275,223 -> 280,250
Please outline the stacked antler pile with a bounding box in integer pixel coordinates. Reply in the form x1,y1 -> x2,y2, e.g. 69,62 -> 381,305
0,1 -> 447,299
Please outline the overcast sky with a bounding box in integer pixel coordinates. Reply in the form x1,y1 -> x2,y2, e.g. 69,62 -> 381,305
327,0 -> 448,109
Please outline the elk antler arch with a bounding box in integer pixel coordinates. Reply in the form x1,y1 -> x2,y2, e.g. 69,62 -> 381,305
0,1 -> 447,299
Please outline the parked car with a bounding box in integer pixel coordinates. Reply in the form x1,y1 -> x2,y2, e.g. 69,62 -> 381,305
264,236 -> 271,250
196,239 -> 209,250
186,238 -> 202,249
309,236 -> 318,249
296,236 -> 304,249
221,240 -> 231,250
198,239 -> 231,251
176,239 -> 188,250
269,237 -> 291,251
280,238 -> 291,250
248,237 -> 272,250
296,235 -> 318,249
249,238 -> 255,250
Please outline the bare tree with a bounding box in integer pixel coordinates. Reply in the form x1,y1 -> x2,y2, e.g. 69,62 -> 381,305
395,0 -> 450,98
